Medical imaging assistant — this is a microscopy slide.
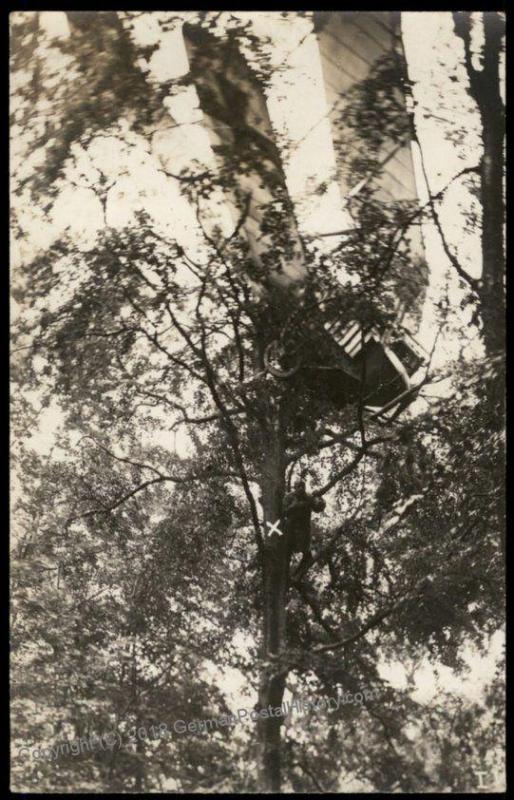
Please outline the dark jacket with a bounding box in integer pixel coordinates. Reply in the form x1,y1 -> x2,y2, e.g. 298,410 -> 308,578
283,490 -> 325,551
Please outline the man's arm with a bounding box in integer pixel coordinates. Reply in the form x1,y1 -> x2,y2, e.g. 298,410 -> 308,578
283,492 -> 297,513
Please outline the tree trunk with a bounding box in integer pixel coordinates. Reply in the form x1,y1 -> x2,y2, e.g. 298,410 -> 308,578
479,139 -> 504,351
134,733 -> 144,792
454,12 -> 505,357
256,434 -> 288,792
477,14 -> 505,359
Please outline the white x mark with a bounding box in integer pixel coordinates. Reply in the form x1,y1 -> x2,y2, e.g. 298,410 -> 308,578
266,519 -> 283,537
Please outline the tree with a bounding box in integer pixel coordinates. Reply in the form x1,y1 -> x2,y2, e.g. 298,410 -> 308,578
11,437 -> 247,792
11,11 -> 504,792
405,12 -> 505,360
452,12 -> 505,358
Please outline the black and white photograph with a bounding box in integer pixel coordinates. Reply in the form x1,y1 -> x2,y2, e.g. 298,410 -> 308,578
10,8 -> 506,793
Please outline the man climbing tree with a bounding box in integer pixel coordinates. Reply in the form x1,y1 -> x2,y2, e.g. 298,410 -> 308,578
283,479 -> 326,578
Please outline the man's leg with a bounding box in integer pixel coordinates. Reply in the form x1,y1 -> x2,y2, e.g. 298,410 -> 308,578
292,535 -> 314,580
